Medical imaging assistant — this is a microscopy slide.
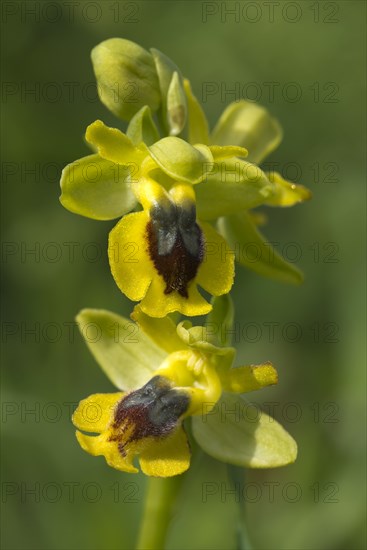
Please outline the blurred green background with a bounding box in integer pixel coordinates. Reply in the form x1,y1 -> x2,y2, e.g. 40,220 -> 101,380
2,1 -> 366,549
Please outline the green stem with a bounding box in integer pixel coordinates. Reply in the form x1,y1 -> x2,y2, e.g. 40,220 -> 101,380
227,465 -> 253,550
136,475 -> 183,550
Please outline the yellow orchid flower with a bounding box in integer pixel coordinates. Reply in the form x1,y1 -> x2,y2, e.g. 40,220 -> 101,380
72,307 -> 297,477
61,120 -> 244,317
60,38 -> 312,304
108,178 -> 234,317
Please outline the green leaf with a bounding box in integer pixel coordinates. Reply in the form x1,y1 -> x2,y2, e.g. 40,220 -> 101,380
196,159 -> 274,220
126,105 -> 160,146
183,79 -> 209,144
218,211 -> 304,285
207,295 -> 234,347
76,309 -> 166,391
192,394 -> 298,468
211,100 -> 283,164
60,154 -> 137,220
148,137 -> 213,184
91,38 -> 161,120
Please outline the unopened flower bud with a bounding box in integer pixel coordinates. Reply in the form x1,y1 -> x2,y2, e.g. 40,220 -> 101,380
91,38 -> 161,120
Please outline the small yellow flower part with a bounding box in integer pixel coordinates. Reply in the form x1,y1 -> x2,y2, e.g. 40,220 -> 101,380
219,362 -> 278,393
85,119 -> 215,186
154,350 -> 223,416
108,180 -> 234,318
264,172 -> 312,206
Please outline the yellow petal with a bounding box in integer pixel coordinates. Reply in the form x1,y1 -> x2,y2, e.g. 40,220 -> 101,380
139,427 -> 190,477
209,145 -> 248,160
220,362 -> 278,393
108,211 -> 154,301
139,275 -> 211,318
196,222 -> 235,296
85,119 -> 147,165
75,431 -> 138,473
265,172 -> 312,207
72,392 -> 123,432
131,306 -> 184,353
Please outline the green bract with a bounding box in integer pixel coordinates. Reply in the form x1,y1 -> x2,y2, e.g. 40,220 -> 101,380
207,294 -> 234,347
218,211 -> 304,285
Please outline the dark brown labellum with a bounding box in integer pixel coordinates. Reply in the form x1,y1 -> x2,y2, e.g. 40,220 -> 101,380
110,376 -> 190,456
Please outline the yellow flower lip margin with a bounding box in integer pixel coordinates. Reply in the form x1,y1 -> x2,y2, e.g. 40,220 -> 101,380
72,307 -> 297,477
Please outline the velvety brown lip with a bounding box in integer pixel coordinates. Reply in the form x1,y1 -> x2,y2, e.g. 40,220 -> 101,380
109,376 -> 190,456
146,201 -> 204,298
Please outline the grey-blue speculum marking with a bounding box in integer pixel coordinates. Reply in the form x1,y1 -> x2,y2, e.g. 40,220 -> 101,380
109,376 -> 190,456
147,199 -> 204,298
